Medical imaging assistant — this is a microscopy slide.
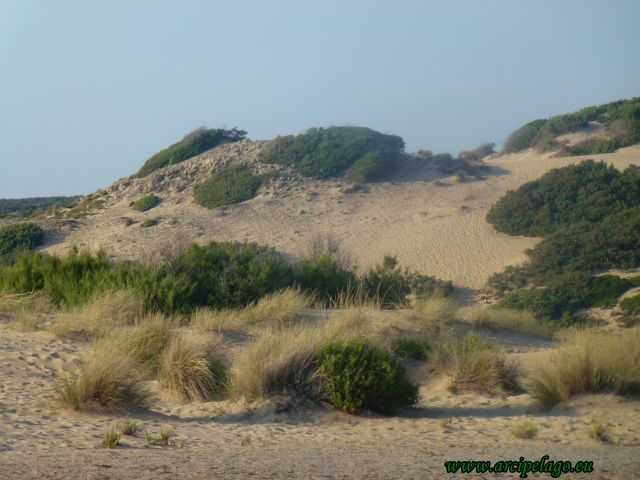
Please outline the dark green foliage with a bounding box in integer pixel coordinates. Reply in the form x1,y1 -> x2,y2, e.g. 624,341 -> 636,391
503,97 -> 640,154
316,341 -> 419,414
362,255 -> 453,308
391,337 -> 430,361
348,149 -> 401,182
621,294 -> 640,313
0,196 -> 79,218
0,223 -> 44,262
131,195 -> 161,212
260,126 -> 404,179
172,242 -> 295,309
193,166 -> 262,209
429,149 -> 491,176
503,119 -> 549,153
487,161 -> 640,236
497,273 -> 636,320
296,254 -> 357,303
136,128 -> 247,177
140,218 -> 159,228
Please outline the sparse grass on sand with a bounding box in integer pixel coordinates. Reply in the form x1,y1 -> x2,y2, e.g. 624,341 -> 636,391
159,334 -> 227,402
145,428 -> 178,447
529,328 -> 640,407
472,307 -> 557,340
103,428 -> 121,448
56,343 -> 149,410
588,418 -> 611,442
228,312 -> 375,400
431,332 -> 520,394
50,289 -> 144,338
119,419 -> 138,436
510,420 -> 538,439
0,292 -> 55,331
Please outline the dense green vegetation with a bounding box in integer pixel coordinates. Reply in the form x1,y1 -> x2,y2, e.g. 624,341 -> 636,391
0,223 -> 44,263
487,160 -> 640,236
487,159 -> 640,321
259,126 -> 404,179
316,341 -> 419,414
193,166 -> 262,209
390,337 -> 430,361
503,97 -> 640,154
496,273 -> 640,321
136,128 -> 247,178
348,149 -> 401,182
0,242 -> 452,313
130,195 -> 161,212
621,294 -> 640,313
0,196 -> 79,218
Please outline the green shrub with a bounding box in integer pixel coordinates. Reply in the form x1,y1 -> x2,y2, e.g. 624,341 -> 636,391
621,294 -> 640,313
0,196 -> 79,218
362,255 -> 452,308
296,254 -> 357,304
140,218 -> 159,228
487,160 -> 640,237
136,127 -> 246,177
260,126 -> 404,179
193,165 -> 262,209
502,97 -> 640,154
316,341 -> 419,414
391,337 -> 430,361
0,223 -> 44,262
348,149 -> 400,182
130,195 -> 161,212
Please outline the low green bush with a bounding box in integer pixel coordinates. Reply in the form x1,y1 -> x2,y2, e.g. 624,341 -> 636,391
0,223 -> 44,262
259,126 -> 404,179
140,218 -> 159,228
296,254 -> 356,304
131,195 -> 161,212
316,341 -> 419,414
391,337 -> 430,361
136,127 -> 247,177
193,166 -> 262,209
621,294 -> 640,313
348,149 -> 400,182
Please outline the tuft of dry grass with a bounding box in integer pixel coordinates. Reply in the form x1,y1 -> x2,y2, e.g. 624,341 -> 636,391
119,419 -> 138,436
228,313 -> 375,400
588,418 -> 611,442
242,288 -> 311,326
103,428 -> 121,448
102,313 -> 175,374
158,335 -> 227,402
410,296 -> 456,333
510,420 -> 537,439
0,292 -> 55,331
529,328 -> 640,407
145,428 -> 177,447
190,308 -> 241,333
51,289 -> 144,338
432,332 -> 520,395
472,307 -> 557,340
56,344 -> 149,410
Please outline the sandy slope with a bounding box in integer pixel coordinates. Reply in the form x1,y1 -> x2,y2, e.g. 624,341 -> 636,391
0,325 -> 639,479
40,144 -> 640,291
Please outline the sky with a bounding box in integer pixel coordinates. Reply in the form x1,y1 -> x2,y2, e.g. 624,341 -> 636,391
1,0 -> 639,198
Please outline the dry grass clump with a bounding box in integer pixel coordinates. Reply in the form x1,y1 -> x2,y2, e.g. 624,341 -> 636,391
228,313 -> 374,400
432,332 -> 520,394
529,328 -> 640,407
56,344 -> 149,410
159,335 -> 227,402
588,418 -> 611,442
410,296 -> 456,333
0,292 -> 55,331
242,288 -> 311,326
472,307 -> 557,340
190,308 -> 240,333
510,420 -> 538,439
103,428 -> 121,448
51,289 -> 144,338
102,313 -> 175,374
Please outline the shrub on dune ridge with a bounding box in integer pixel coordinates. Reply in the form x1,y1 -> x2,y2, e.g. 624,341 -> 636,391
529,328 -> 640,407
130,194 -> 161,212
193,165 -> 263,209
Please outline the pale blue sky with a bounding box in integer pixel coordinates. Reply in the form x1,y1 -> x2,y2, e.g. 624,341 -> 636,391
1,0 -> 639,197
